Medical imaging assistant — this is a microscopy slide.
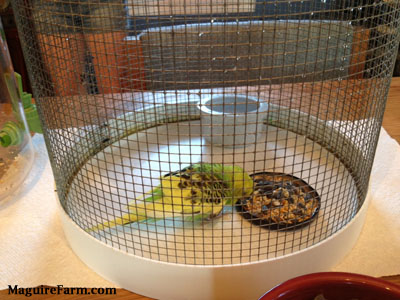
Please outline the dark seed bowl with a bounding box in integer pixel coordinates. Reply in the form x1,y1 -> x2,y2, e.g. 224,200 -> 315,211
236,172 -> 321,230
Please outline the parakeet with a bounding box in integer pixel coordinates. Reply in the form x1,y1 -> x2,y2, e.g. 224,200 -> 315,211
88,163 -> 253,232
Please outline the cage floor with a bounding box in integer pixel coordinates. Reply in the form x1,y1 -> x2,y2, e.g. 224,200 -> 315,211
67,121 -> 358,265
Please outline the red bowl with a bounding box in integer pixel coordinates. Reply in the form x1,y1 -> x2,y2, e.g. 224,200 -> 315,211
260,272 -> 400,300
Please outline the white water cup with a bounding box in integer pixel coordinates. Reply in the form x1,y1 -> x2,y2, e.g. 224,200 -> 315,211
198,94 -> 268,148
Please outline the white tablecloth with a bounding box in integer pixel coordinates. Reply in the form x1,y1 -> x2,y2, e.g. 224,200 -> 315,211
1,128 -> 399,289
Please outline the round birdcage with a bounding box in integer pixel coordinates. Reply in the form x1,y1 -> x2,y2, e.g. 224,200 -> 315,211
11,0 -> 400,299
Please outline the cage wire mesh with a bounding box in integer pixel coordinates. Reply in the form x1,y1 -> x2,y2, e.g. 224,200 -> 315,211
11,0 -> 400,265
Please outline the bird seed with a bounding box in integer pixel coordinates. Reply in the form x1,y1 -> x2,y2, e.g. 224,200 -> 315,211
239,172 -> 321,230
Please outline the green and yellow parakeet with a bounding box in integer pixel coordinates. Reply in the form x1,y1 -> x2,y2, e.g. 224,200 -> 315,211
88,163 -> 253,232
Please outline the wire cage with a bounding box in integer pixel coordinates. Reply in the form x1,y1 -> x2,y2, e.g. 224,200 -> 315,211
10,0 -> 400,299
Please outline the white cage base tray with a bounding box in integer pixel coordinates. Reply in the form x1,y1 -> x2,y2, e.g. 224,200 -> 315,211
59,122 -> 370,299
59,192 -> 369,300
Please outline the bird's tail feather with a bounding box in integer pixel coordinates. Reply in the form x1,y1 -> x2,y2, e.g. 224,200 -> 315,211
87,188 -> 164,232
86,212 -> 147,232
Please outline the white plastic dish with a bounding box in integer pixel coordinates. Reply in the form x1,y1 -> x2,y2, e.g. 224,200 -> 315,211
197,94 -> 268,147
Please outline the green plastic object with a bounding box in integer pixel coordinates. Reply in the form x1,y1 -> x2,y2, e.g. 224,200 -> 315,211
0,121 -> 24,147
14,73 -> 43,134
0,72 -> 42,148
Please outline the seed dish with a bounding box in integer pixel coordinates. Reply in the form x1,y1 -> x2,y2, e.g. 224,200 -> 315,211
236,172 -> 321,230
